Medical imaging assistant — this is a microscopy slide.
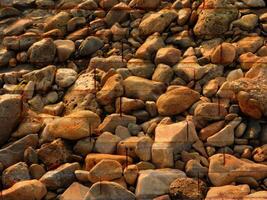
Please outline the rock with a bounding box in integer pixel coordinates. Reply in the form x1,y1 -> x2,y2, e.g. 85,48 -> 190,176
207,117 -> 242,147
210,43 -> 236,65
236,36 -> 264,55
2,162 -> 30,188
252,144 -> 267,162
155,47 -> 181,66
232,14 -> 258,31
44,11 -> 71,33
152,120 -> 199,168
42,110 -> 101,141
115,125 -> 131,139
0,7 -> 20,19
74,137 -> 95,157
94,132 -> 121,154
78,36 -> 104,56
243,191 -> 267,200
24,146 -> 38,165
29,164 -> 46,179
105,2 -> 130,26
136,33 -> 165,60
85,154 -> 133,171
67,17 -> 86,32
40,162 -> 80,190
37,139 -> 70,169
1,180 -> 47,200
208,154 -> 267,186
199,120 -> 225,141
169,177 -> 207,200
241,0 -> 265,7
88,56 -> 126,72
193,0 -> 238,39
96,74 -> 124,105
75,170 -> 90,182
97,113 -> 136,133
28,38 -> 56,66
0,134 -> 39,168
123,165 -> 138,185
88,159 -> 122,183
156,86 -> 200,116
115,97 -> 145,114
127,59 -> 155,79
0,49 -> 15,67
54,40 -> 75,62
129,0 -> 160,10
60,182 -> 89,200
0,94 -> 22,145
205,185 -> 250,200
177,8 -> 191,25
84,181 -> 135,200
227,69 -> 243,82
185,160 -> 208,178
152,64 -> 174,84
135,169 -> 186,200
55,68 -> 77,88
139,10 -> 177,36
3,18 -> 32,36
123,76 -> 166,102
63,71 -> 99,114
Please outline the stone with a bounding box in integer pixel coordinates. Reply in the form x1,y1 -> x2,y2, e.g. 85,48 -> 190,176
24,147 -> 38,165
136,33 -> 165,60
3,18 -> 32,36
115,97 -> 145,114
60,182 -> 89,200
236,36 -> 264,55
243,191 -> 267,200
54,40 -> 75,62
0,180 -> 47,200
99,0 -> 119,9
2,162 -> 30,188
88,159 -> 122,183
227,69 -> 243,82
29,164 -> 46,179
97,113 -> 136,133
55,68 -> 77,88
135,169 -> 186,200
210,43 -> 236,65
203,79 -> 219,97
85,154 -> 133,171
241,0 -> 265,7
208,154 -> 267,186
232,14 -> 258,31
152,64 -> 174,84
23,65 -> 56,92
42,110 -> 100,141
44,11 -> 71,33
0,134 -> 38,168
129,0 -> 160,10
0,7 -> 20,19
0,94 -> 22,145
115,125 -> 131,139
252,144 -> 267,162
28,38 -> 56,66
75,170 -> 90,182
94,132 -> 121,154
185,160 -> 208,178
0,49 -> 15,67
205,185 -> 250,200
74,137 -> 95,157
152,120 -> 199,168
194,0 -> 238,39
96,74 -> 124,105
105,3 -> 130,26
40,162 -> 80,190
88,56 -> 126,72
123,165 -> 138,185
169,177 -> 207,200
123,76 -> 166,102
84,181 -> 135,200
207,117 -> 241,147
37,139 -> 70,169
78,36 -> 104,56
177,8 -> 191,25
139,10 -> 177,36
127,59 -> 155,79
199,121 -> 225,141
155,47 -> 181,66
67,17 -> 86,32
157,86 -> 200,116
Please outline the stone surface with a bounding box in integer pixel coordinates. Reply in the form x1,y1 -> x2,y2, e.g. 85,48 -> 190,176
54,40 -> 75,62
78,36 -> 104,56
55,68 -> 78,88
60,182 -> 89,200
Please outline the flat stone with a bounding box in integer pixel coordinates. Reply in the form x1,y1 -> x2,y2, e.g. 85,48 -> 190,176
88,56 -> 126,72
3,18 -> 32,36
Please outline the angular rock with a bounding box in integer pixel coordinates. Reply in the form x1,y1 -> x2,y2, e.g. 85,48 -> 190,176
40,162 -> 80,190
155,47 -> 181,66
60,182 -> 89,200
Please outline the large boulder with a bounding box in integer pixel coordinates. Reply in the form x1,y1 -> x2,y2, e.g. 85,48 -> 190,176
0,94 -> 22,145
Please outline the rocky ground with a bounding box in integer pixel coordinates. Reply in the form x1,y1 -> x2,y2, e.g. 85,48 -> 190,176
0,0 -> 267,199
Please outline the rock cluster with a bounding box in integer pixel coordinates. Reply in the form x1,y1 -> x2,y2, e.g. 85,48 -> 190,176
0,0 -> 267,199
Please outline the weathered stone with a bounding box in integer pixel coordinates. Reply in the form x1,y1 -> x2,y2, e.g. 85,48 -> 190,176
44,11 -> 71,33
78,36 -> 104,56
54,40 -> 75,62
94,132 -> 121,154
60,182 -> 89,200
105,3 -> 130,26
129,0 -> 160,10
55,68 -> 78,88
0,49 -> 15,67
3,18 -> 32,36
127,59 -> 155,79
88,56 -> 127,72
155,47 -> 181,66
